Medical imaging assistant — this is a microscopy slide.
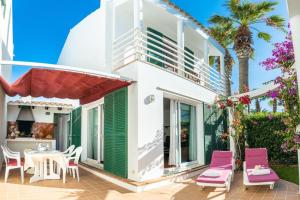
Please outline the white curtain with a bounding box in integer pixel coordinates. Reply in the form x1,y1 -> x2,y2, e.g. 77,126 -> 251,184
189,106 -> 197,161
169,100 -> 181,166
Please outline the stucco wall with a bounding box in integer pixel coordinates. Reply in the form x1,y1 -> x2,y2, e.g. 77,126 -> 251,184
58,8 -> 107,72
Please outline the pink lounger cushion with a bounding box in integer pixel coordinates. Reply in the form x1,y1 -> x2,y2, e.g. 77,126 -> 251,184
245,148 -> 279,183
245,148 -> 269,169
210,151 -> 233,170
246,169 -> 279,183
196,169 -> 231,184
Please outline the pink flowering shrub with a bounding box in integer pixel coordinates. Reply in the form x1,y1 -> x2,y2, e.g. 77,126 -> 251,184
261,30 -> 300,152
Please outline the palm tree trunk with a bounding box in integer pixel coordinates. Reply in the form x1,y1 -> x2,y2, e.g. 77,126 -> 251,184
255,98 -> 261,112
238,57 -> 249,93
225,69 -> 232,97
224,51 -> 233,97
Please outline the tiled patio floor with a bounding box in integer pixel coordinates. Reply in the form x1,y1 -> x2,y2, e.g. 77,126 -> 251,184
0,168 -> 299,200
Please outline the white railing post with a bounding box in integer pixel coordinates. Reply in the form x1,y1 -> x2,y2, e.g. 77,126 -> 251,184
177,16 -> 185,76
133,0 -> 143,61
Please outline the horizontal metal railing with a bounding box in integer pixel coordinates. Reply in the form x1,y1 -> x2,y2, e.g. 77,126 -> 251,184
112,28 -> 225,94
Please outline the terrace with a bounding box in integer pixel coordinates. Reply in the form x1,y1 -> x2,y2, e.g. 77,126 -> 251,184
0,169 -> 298,200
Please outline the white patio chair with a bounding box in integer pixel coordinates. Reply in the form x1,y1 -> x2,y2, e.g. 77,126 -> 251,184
1,145 -> 24,183
4,144 -> 21,156
64,146 -> 82,182
62,145 -> 75,157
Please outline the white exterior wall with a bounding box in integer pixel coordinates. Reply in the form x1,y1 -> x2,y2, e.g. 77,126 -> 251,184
0,0 -> 13,171
58,9 -> 108,71
59,0 -> 225,181
117,61 -> 217,181
7,105 -> 72,123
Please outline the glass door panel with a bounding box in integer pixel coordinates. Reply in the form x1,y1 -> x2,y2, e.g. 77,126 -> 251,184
87,107 -> 99,161
180,103 -> 197,163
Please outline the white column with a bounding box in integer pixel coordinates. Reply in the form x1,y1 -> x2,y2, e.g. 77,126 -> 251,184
177,16 -> 185,74
228,108 -> 236,170
104,0 -> 114,69
197,103 -> 205,165
133,0 -> 143,30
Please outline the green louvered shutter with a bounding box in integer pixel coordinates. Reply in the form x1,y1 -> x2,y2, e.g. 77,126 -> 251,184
70,107 -> 82,147
104,87 -> 128,178
203,104 -> 229,165
147,27 -> 164,67
203,103 -> 213,164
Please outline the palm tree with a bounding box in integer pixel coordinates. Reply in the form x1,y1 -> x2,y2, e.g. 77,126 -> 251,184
209,0 -> 285,93
209,23 -> 235,96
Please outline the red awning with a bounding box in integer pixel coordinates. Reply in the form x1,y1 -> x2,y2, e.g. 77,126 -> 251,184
0,68 -> 131,104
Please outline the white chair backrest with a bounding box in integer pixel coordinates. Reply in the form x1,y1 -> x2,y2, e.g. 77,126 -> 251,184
73,146 -> 82,164
64,145 -> 75,154
4,144 -> 19,155
1,145 -> 9,165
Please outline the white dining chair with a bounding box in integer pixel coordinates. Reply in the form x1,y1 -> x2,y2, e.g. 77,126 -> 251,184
62,145 -> 75,157
1,145 -> 24,183
65,146 -> 82,182
4,144 -> 21,156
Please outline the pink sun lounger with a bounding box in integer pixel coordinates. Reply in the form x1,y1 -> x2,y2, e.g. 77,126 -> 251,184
243,148 -> 279,190
196,151 -> 234,192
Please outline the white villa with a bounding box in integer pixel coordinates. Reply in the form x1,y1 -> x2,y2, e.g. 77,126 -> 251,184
0,0 -> 229,192
58,0 -> 228,184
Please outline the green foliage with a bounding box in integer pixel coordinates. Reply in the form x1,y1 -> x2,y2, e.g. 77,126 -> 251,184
243,112 -> 297,165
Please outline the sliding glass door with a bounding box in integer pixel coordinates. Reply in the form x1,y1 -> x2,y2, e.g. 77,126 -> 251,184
86,105 -> 104,166
180,103 -> 197,163
164,98 -> 197,168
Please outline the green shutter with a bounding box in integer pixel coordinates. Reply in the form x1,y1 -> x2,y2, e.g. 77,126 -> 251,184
70,107 -> 82,147
203,104 -> 229,165
184,47 -> 194,71
147,27 -> 165,67
104,87 -> 128,178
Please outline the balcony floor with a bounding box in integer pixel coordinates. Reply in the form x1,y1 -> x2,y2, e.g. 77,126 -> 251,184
0,167 -> 299,200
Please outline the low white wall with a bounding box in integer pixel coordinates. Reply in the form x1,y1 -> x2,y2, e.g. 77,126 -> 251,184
7,105 -> 72,123
117,61 -> 218,182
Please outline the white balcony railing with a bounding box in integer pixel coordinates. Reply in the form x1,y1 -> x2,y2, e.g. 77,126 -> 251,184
112,28 -> 225,95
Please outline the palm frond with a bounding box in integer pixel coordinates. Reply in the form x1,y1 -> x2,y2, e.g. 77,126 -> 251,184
255,1 -> 277,13
225,0 -> 241,19
209,22 -> 236,48
265,15 -> 286,31
246,1 -> 277,24
257,32 -> 271,42
209,15 -> 233,25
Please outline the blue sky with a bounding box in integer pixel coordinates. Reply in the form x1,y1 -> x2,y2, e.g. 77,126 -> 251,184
13,0 -> 289,95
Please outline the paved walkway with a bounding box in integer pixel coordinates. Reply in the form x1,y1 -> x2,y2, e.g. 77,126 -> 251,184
0,168 -> 299,200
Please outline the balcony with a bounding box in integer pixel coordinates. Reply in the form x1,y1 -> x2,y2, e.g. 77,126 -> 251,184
112,28 -> 225,95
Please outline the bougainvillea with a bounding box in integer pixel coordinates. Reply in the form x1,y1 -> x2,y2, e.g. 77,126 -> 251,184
214,91 -> 251,169
261,30 -> 300,152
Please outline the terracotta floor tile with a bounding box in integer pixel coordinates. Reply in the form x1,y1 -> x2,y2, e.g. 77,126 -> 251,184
0,168 -> 299,200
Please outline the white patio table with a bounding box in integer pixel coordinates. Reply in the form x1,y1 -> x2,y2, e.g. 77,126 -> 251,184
24,149 -> 66,183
